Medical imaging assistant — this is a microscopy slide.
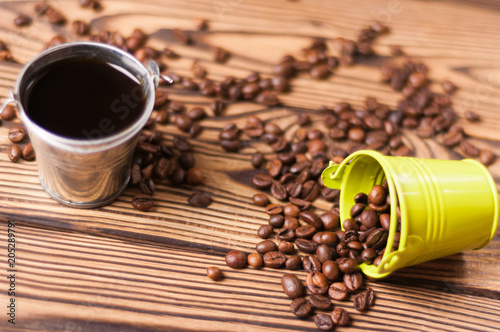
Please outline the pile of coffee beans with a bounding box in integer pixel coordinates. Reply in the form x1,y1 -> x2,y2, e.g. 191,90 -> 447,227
224,183 -> 395,329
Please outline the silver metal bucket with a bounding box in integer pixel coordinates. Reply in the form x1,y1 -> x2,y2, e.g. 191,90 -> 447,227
2,42 -> 164,208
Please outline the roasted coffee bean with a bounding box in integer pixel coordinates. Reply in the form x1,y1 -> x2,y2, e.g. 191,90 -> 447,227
252,174 -> 273,189
321,188 -> 340,201
343,218 -> 359,231
220,140 -> 241,152
359,210 -> 380,229
271,182 -> 288,201
366,287 -> 376,306
269,214 -> 285,228
306,271 -> 329,294
289,197 -> 312,210
368,185 -> 387,205
290,298 -> 312,318
320,211 -> 340,231
336,242 -> 350,257
479,149 -> 496,166
299,210 -> 322,229
316,244 -> 334,264
460,140 -> 480,157
366,228 -> 388,249
178,152 -> 195,169
218,137 -> 240,151
1,105 -> 16,120
169,168 -> 185,184
281,273 -> 304,298
353,293 -> 368,311
14,14 -> 32,27
303,254 -> 322,272
295,225 -> 317,239
186,167 -> 203,185
219,124 -> 239,140
283,216 -> 300,230
354,192 -> 368,204
256,91 -> 280,106
256,240 -> 278,254
210,99 -> 225,115
252,193 -> 270,207
344,272 -> 363,292
349,249 -> 362,264
21,143 -> 35,161
257,224 -> 273,239
225,250 -> 247,269
373,254 -> 383,267
263,251 -> 287,268
342,230 -> 358,244
278,228 -> 295,242
189,123 -> 203,138
347,241 -> 363,251
331,307 -> 350,327
328,282 -> 348,300
337,257 -> 358,274
350,202 -> 365,218
139,178 -> 155,195
309,294 -> 331,310
188,192 -> 212,207
268,159 -> 283,178
379,213 -> 391,231
264,203 -> 282,216
173,135 -> 191,151
313,232 -> 338,247
7,145 -> 22,162
251,152 -> 265,168
315,313 -> 334,331
283,203 -> 301,218
153,158 -> 170,179
206,266 -> 223,281
321,263 -> 339,285
278,240 -> 295,254
8,126 -> 26,143
285,255 -> 302,270
247,253 -> 264,268
131,194 -> 154,211
286,182 -> 303,198
295,238 -> 318,253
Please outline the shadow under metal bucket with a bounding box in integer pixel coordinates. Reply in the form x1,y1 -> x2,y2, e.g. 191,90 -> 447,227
3,42 -> 162,208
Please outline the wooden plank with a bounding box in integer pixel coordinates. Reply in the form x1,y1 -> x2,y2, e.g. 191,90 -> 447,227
0,224 -> 499,331
0,0 -> 498,331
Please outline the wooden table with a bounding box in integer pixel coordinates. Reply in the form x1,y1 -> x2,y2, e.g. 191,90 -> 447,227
0,0 -> 499,331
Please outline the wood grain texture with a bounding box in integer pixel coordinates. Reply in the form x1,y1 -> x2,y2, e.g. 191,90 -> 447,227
0,0 -> 499,331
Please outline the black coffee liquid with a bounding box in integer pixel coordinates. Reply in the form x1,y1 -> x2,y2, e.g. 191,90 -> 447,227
23,57 -> 146,139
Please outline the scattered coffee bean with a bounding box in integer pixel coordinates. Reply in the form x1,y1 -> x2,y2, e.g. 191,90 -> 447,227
22,143 -> 35,161
314,313 -> 334,331
256,240 -> 278,254
1,105 -> 16,120
247,253 -> 264,268
281,273 -> 304,298
188,192 -> 212,207
131,194 -> 154,211
309,294 -> 331,310
353,293 -> 368,311
328,281 -> 348,300
285,255 -> 302,270
225,250 -> 247,269
331,307 -> 350,327
7,145 -> 22,162
8,126 -> 26,143
479,149 -> 496,166
263,251 -> 287,268
290,298 -> 312,318
253,193 -> 270,207
207,266 -> 223,281
257,224 -> 273,239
